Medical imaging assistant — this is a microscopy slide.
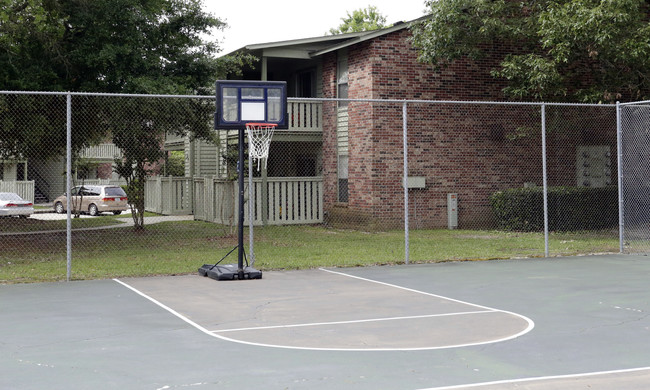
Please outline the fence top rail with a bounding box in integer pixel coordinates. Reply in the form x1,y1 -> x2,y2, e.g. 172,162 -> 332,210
191,176 -> 323,182
0,90 -> 633,107
290,97 -> 616,108
0,90 -> 215,99
619,100 -> 650,106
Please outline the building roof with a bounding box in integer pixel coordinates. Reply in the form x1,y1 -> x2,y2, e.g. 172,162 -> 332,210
223,15 -> 430,60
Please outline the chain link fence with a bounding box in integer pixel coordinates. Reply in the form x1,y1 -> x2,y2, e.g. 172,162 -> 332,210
0,91 -> 634,283
620,101 -> 650,253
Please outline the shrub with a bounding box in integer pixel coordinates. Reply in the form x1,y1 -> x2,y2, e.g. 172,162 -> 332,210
490,186 -> 618,231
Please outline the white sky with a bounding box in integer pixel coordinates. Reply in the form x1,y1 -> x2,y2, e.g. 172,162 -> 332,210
204,0 -> 429,55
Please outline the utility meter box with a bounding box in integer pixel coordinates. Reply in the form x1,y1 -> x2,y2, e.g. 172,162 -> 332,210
447,193 -> 458,229
576,145 -> 611,187
406,176 -> 426,189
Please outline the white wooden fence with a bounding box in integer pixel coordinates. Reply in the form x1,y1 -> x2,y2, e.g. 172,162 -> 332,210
145,176 -> 193,215
192,177 -> 323,226
0,180 -> 35,202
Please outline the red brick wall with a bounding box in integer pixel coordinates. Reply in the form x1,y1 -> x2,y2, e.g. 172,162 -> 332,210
321,29 -> 615,229
321,53 -> 339,209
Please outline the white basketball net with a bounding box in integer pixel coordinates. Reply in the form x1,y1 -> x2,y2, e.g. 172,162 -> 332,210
246,123 -> 276,171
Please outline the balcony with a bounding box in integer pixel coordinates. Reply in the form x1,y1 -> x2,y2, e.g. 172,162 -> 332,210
287,100 -> 322,132
80,143 -> 122,161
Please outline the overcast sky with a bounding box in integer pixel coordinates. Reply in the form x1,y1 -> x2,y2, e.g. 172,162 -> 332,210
204,0 -> 429,55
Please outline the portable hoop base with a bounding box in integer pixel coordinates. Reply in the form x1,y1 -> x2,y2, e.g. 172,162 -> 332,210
198,264 -> 262,280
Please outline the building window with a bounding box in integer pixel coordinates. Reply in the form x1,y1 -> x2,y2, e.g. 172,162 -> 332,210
338,155 -> 349,203
337,52 -> 350,202
337,58 -> 349,108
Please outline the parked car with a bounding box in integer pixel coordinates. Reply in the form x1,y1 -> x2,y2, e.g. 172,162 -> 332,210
0,192 -> 34,218
53,185 -> 128,216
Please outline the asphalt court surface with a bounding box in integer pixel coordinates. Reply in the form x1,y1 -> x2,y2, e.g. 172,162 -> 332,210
2,254 -> 650,389
120,268 -> 532,350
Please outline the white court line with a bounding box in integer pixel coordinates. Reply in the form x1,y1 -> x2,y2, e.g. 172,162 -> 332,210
214,310 -> 496,333
320,268 -> 503,311
113,269 -> 534,351
417,366 -> 650,390
319,268 -> 535,346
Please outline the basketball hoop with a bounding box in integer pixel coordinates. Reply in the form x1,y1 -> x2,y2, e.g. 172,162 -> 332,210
246,122 -> 277,171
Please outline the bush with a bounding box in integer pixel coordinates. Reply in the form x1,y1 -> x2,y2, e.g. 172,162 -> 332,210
490,186 -> 618,231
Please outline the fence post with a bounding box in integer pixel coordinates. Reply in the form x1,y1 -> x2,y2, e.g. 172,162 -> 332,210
541,104 -> 549,257
66,93 -> 72,281
403,102 -> 409,265
616,101 -> 624,253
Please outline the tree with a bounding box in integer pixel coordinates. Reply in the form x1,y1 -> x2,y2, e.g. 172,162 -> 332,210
329,5 -> 387,35
0,0 -> 252,230
71,157 -> 100,219
0,0 -> 249,160
411,0 -> 650,103
0,0 -> 65,91
165,151 -> 186,177
110,97 -> 215,230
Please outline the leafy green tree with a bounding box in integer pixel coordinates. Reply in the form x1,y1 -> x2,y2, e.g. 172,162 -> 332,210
165,151 -> 186,177
110,97 -> 215,230
0,0 -> 65,91
329,5 -> 388,34
411,0 -> 650,103
0,0 -> 253,229
0,0 -> 249,157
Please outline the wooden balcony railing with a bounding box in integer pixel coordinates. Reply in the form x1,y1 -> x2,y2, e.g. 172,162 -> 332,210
287,100 -> 322,131
80,143 -> 122,161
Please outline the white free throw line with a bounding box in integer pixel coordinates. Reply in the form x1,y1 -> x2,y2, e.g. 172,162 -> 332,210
417,366 -> 650,390
319,268 -> 535,343
214,310 -> 496,333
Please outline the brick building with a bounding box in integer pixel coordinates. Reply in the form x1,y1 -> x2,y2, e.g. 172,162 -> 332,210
226,16 -> 616,229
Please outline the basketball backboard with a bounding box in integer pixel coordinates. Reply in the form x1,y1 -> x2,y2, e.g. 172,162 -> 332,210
215,80 -> 288,129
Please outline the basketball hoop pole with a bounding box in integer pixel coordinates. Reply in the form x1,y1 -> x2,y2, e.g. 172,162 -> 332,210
235,128 -> 245,278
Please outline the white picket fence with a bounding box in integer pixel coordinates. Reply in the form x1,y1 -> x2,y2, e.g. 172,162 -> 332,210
0,180 -> 35,202
192,176 -> 323,226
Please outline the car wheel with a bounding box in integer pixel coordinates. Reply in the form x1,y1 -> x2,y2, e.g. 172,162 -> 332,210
55,202 -> 65,214
89,204 -> 99,216
112,211 -> 122,215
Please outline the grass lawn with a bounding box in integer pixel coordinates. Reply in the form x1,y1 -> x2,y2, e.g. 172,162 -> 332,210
0,215 -> 125,232
0,220 -> 620,283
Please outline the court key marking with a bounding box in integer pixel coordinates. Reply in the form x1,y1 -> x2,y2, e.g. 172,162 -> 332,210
114,268 -> 534,351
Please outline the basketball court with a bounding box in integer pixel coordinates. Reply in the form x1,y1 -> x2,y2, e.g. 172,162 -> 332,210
2,254 -> 650,389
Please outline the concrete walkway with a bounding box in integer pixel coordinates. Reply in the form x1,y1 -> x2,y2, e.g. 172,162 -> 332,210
1,214 -> 195,236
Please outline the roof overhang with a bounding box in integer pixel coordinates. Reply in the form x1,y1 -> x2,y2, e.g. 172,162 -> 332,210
220,15 -> 431,60
310,15 -> 431,57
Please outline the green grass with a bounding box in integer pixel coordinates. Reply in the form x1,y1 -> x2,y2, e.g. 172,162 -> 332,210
0,221 -> 620,283
0,215 -> 125,232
